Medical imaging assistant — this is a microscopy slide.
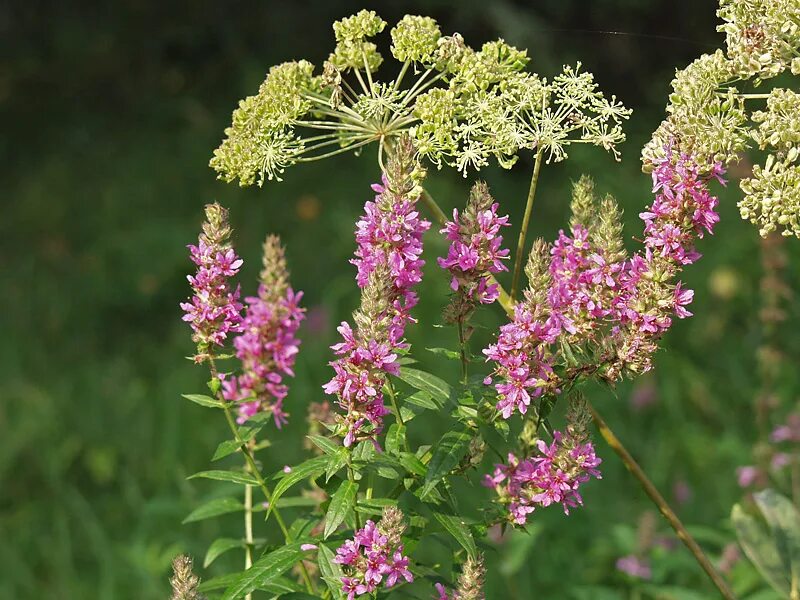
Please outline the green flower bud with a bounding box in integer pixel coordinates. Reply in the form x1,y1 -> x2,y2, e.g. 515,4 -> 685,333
391,15 -> 441,64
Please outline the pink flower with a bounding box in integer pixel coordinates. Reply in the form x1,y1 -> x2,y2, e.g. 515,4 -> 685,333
485,430 -> 602,522
325,174 -> 429,447
616,555 -> 652,580
334,519 -> 413,596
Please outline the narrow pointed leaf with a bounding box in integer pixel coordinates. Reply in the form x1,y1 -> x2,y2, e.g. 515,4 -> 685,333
420,431 -> 472,498
317,543 -> 345,600
221,543 -> 307,600
398,367 -> 451,404
433,512 -> 477,558
204,537 -> 245,568
182,393 -> 225,408
189,470 -> 259,486
267,455 -> 329,519
386,424 -> 407,455
324,480 -> 358,539
183,497 -> 243,523
212,439 -> 242,461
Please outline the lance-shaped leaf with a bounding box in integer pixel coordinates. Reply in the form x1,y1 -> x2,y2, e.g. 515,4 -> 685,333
317,543 -> 345,600
420,430 -> 472,499
266,455 -> 329,519
221,543 -> 309,600
189,470 -> 260,486
398,367 -> 451,404
433,511 -> 477,559
182,393 -> 225,408
204,537 -> 245,568
183,497 -> 243,524
385,424 -> 407,455
324,480 -> 358,539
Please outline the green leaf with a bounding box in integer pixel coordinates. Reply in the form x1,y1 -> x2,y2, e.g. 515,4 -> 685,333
420,430 -> 472,498
212,439 -> 242,461
307,435 -> 340,455
326,447 -> 349,483
204,537 -> 244,568
426,347 -> 461,360
385,424 -> 407,455
267,455 -> 328,519
732,503 -> 791,596
221,543 -> 308,600
355,497 -> 398,516
199,573 -> 305,594
324,480 -> 358,539
398,452 -> 426,477
405,391 -> 440,411
182,393 -> 225,408
317,543 -> 345,600
183,497 -> 243,524
188,470 -> 260,486
398,367 -> 452,404
433,512 -> 477,559
754,488 -> 800,570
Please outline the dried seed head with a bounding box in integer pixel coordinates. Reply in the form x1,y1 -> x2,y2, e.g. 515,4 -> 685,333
569,175 -> 597,231
455,554 -> 486,600
169,555 -> 205,600
378,506 -> 407,546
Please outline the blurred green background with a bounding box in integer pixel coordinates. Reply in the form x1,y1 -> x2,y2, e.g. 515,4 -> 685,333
3,1 -> 800,598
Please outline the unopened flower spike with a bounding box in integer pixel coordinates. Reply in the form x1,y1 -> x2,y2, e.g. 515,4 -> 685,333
211,12 -> 631,186
221,234 -> 305,426
169,555 -> 206,600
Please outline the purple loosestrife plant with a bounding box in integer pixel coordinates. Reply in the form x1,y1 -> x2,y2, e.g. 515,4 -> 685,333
169,4 -> 797,599
323,136 -> 430,448
180,203 -> 244,361
221,236 -> 305,426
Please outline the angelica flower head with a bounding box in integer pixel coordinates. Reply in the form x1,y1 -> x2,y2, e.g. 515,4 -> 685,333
210,11 -> 631,186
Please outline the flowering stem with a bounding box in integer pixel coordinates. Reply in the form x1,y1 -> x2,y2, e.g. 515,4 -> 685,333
510,148 -> 544,301
244,481 -> 253,600
457,319 -> 469,384
206,356 -> 315,593
419,188 -> 515,318
587,402 -> 736,600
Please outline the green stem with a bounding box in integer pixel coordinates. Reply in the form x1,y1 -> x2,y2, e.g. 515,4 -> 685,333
346,462 -> 362,530
457,319 -> 468,384
206,357 -> 315,594
244,480 -> 253,600
510,149 -> 544,301
588,402 -> 736,600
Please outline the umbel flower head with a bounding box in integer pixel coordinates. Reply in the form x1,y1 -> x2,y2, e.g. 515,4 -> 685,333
323,136 -> 430,447
221,235 -> 305,426
210,10 -> 631,185
180,203 -> 243,360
